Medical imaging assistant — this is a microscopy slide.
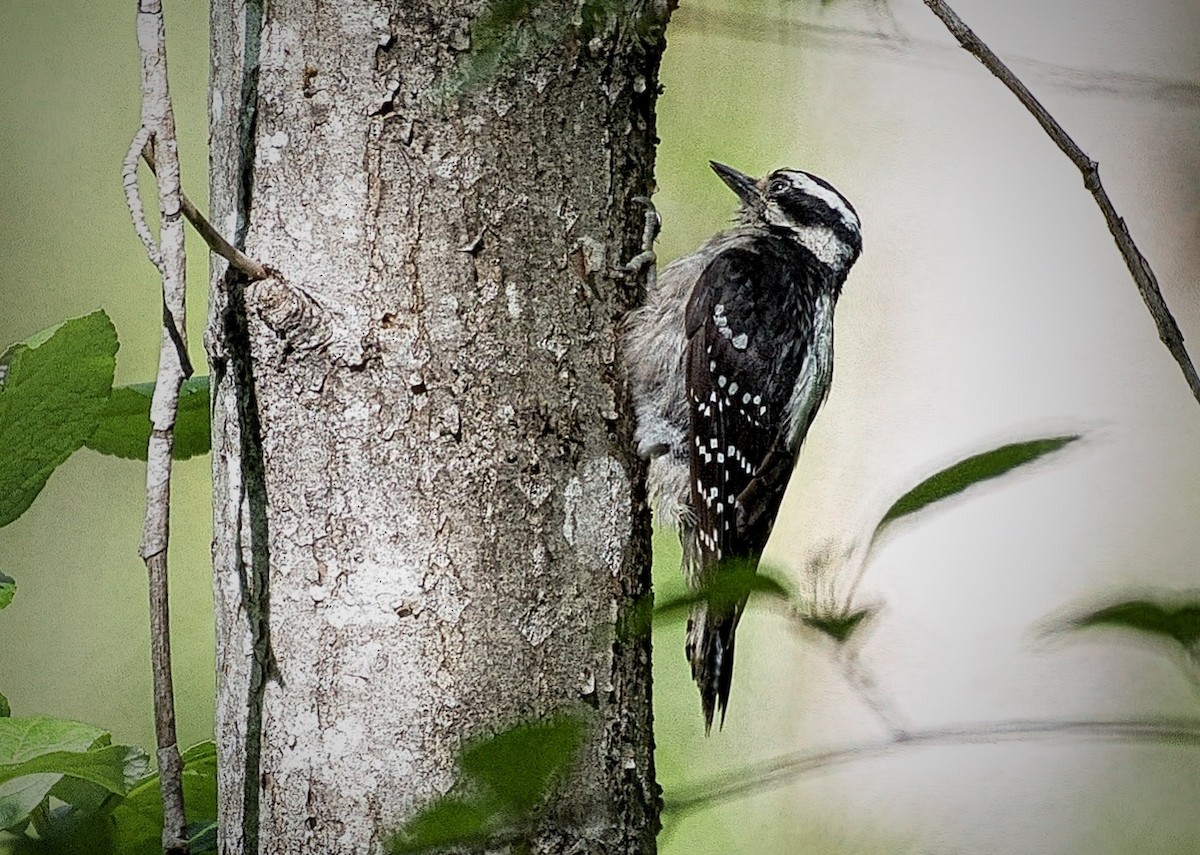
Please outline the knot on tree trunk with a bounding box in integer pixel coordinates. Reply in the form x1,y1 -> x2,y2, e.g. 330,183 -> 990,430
248,275 -> 333,355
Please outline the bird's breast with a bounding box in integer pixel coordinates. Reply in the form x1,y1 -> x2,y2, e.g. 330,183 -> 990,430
784,292 -> 836,450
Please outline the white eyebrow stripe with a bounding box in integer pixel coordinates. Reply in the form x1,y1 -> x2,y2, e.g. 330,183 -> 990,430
790,172 -> 859,231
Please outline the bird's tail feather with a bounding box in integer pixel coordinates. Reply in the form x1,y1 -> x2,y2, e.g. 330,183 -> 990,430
686,602 -> 740,734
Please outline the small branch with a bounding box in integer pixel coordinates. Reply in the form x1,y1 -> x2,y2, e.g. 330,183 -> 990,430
123,125 -> 163,273
835,646 -> 910,739
783,555 -> 908,735
921,0 -> 1200,407
133,0 -> 189,852
141,145 -> 268,282
664,716 -> 1200,815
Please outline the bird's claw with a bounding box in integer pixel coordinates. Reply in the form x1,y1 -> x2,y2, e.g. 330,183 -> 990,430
619,195 -> 661,290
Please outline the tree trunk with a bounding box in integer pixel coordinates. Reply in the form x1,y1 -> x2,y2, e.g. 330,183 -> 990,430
207,2 -> 667,853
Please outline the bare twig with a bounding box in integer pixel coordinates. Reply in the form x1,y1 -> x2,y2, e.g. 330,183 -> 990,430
921,0 -> 1200,407
141,146 -> 268,282
664,716 -> 1200,815
124,125 -> 163,273
670,7 -> 1200,109
789,552 -> 910,736
133,1 -> 190,851
834,646 -> 910,738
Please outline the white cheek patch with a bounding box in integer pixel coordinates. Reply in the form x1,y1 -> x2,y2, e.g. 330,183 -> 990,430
764,200 -> 790,229
793,224 -> 853,269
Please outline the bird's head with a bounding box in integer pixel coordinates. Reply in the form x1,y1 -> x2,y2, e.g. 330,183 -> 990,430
711,161 -> 862,272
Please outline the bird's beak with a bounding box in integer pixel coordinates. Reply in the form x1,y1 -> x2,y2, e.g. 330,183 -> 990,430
709,161 -> 758,206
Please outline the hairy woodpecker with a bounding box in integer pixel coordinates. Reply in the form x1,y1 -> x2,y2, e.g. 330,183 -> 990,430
625,161 -> 863,731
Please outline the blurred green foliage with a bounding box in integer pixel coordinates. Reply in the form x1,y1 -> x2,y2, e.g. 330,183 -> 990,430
389,717 -> 585,853
0,313 -> 118,529
874,435 -> 1080,536
0,716 -> 146,841
87,376 -> 212,462
0,733 -> 217,855
0,306 -> 219,851
1066,596 -> 1200,650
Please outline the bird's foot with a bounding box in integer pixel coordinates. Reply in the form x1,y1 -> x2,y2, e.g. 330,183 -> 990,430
618,195 -> 660,291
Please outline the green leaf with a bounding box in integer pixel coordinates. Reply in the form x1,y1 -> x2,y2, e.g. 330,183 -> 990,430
388,718 -> 586,853
0,717 -> 145,832
1067,597 -> 1200,648
85,376 -> 211,461
49,772 -> 119,815
875,435 -> 1079,536
616,593 -> 655,640
0,717 -> 109,765
0,693 -> 9,717
0,772 -> 57,831
178,740 -> 217,821
459,716 -> 584,815
0,572 -> 13,610
0,744 -> 146,793
11,802 -> 119,853
389,796 -> 495,854
107,741 -> 218,855
188,819 -> 218,853
801,607 -> 876,644
0,311 -> 118,527
103,776 -> 163,854
654,560 -> 790,623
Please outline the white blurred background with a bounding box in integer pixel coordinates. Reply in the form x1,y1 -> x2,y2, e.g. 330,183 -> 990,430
650,1 -> 1200,852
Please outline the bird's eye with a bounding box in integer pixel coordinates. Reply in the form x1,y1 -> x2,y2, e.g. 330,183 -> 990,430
767,179 -> 788,196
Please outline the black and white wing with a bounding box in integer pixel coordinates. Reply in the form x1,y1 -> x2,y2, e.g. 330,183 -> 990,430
683,238 -> 816,729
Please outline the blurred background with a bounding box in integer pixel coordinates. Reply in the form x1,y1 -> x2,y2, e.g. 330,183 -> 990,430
2,0 -> 1199,852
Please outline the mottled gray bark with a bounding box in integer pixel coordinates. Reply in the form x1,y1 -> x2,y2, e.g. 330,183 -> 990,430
208,1 -> 667,853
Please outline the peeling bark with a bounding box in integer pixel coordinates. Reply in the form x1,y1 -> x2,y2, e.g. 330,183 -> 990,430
208,2 -> 667,852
